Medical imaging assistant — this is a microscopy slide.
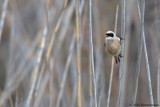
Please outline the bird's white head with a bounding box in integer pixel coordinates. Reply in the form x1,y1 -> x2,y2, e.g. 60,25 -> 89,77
106,30 -> 116,37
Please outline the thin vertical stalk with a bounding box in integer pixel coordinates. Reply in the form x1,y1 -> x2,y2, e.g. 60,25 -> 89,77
133,0 -> 142,104
89,0 -> 97,107
157,55 -> 160,105
49,61 -> 54,107
107,57 -> 114,107
93,0 -> 104,105
89,60 -> 93,107
75,0 -> 81,107
93,0 -> 103,89
35,63 -> 45,94
71,83 -> 78,107
117,0 -> 126,106
71,58 -> 78,107
114,6 -> 119,34
107,6 -> 119,107
0,0 -> 9,42
141,0 -> 154,106
155,0 -> 160,105
157,59 -> 160,106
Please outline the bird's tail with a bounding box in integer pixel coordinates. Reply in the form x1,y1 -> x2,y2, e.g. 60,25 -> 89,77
114,54 -> 123,64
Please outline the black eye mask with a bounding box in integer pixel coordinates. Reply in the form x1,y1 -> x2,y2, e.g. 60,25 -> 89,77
106,33 -> 114,37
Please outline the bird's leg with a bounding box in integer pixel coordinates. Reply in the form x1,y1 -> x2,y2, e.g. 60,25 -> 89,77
114,53 -> 123,64
114,56 -> 121,64
117,56 -> 120,63
114,56 -> 118,64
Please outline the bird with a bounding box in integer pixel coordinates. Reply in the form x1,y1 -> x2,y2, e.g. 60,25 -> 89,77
104,30 -> 123,64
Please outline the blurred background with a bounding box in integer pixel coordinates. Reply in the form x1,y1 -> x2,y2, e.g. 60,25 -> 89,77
0,0 -> 160,107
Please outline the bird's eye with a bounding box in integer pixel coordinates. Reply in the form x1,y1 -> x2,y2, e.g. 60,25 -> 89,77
110,33 -> 114,37
106,33 -> 114,37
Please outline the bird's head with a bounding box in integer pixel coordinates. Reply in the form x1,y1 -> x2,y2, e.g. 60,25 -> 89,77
105,30 -> 116,39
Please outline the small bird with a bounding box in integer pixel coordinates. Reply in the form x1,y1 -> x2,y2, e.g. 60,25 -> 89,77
104,30 -> 123,64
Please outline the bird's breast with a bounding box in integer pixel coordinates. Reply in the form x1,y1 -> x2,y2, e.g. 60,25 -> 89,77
105,39 -> 120,56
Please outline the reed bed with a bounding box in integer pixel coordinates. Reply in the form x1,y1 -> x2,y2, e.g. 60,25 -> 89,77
0,0 -> 159,107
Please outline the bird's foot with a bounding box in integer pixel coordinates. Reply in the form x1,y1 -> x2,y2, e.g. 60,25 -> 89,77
120,37 -> 125,41
119,53 -> 123,57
